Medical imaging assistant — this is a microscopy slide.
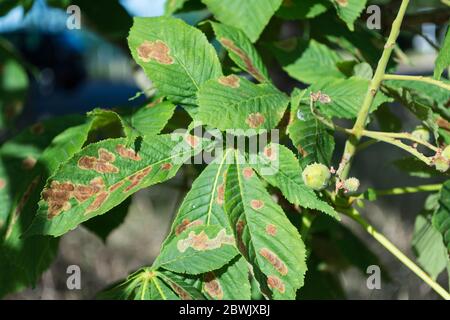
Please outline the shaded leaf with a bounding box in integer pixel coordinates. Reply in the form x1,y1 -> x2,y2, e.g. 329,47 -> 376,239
433,180 -> 450,251
202,0 -> 283,42
276,0 -> 331,20
330,0 -> 367,31
434,25 -> 450,80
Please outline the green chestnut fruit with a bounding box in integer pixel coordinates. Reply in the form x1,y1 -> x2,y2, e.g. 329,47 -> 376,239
302,163 -> 331,191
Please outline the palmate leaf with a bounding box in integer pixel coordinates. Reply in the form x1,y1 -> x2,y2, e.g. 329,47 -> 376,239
225,150 -> 307,299
434,25 -> 450,80
330,0 -> 367,31
412,214 -> 449,280
288,88 -> 335,167
210,21 -> 269,83
98,268 -> 182,300
276,0 -> 331,20
128,16 -> 222,106
310,77 -> 392,119
154,152 -> 251,298
25,133 -> 212,237
202,0 -> 283,43
433,180 -> 450,252
197,76 -> 289,134
252,143 -> 339,219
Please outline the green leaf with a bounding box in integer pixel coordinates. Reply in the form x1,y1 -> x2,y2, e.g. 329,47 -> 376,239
197,76 -> 289,134
154,225 -> 239,274
252,143 -> 339,219
433,180 -> 450,252
128,16 -> 222,106
210,21 -> 269,83
225,151 -> 307,299
412,214 -> 448,279
25,134 -> 212,237
123,100 -> 176,137
83,197 -> 131,241
330,0 -> 367,31
276,0 -> 331,20
0,116 -> 96,297
434,25 -> 450,80
201,256 -> 251,300
288,88 -> 335,167
282,39 -> 345,84
309,77 -> 392,119
202,0 -> 283,42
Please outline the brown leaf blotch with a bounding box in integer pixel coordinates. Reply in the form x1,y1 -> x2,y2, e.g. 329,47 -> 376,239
336,0 -> 348,7
137,40 -> 174,65
218,75 -> 240,88
297,145 -> 308,158
185,135 -> 199,148
220,37 -> 265,82
170,283 -> 192,300
78,149 -> 119,174
250,199 -> 264,210
246,113 -> 265,129
86,191 -> 109,214
267,275 -> 286,294
216,183 -> 225,205
161,163 -> 173,171
264,146 -> 277,161
124,166 -> 153,192
266,224 -> 277,236
259,248 -> 288,275
175,218 -> 203,236
109,181 -> 125,192
242,167 -> 254,179
116,144 -> 141,161
203,273 -> 224,300
0,178 -> 5,190
30,122 -> 45,135
177,229 -> 234,253
236,219 -> 247,256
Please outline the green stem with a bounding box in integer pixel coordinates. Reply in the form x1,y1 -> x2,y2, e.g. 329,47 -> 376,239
362,130 -> 439,152
383,74 -> 450,91
343,209 -> 450,300
371,184 -> 442,196
338,0 -> 411,179
361,131 -> 433,165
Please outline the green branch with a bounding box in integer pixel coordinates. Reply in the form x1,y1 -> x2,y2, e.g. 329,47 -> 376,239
383,74 -> 450,91
342,208 -> 450,300
337,0 -> 411,179
369,184 -> 442,197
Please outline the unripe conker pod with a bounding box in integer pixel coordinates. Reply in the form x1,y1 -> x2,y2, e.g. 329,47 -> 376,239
411,127 -> 430,142
343,177 -> 360,193
302,163 -> 331,191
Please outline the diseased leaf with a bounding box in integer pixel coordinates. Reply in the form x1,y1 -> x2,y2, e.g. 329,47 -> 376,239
201,256 -> 251,300
128,16 -> 222,106
197,76 -> 288,134
252,143 -> 339,219
202,0 -> 283,43
225,151 -> 307,299
154,225 -> 238,274
434,25 -> 450,80
412,214 -> 448,280
433,180 -> 450,252
83,197 -> 131,241
210,21 -> 269,83
25,134 -> 212,237
288,88 -> 335,167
